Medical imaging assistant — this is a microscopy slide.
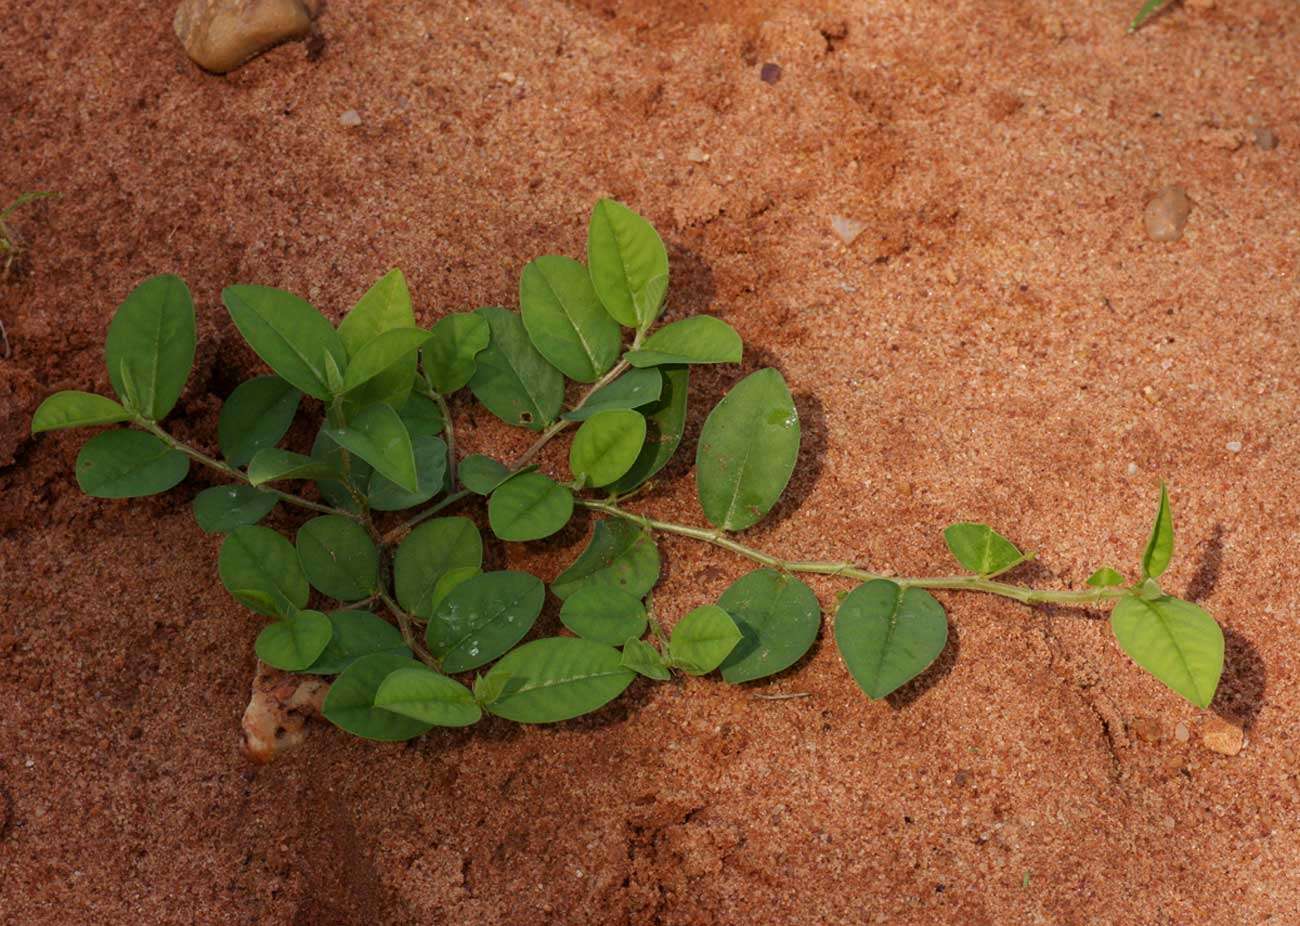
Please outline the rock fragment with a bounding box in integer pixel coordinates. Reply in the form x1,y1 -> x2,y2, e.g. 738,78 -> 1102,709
1143,185 -> 1191,243
241,662 -> 330,763
831,215 -> 868,246
1254,127 -> 1279,150
760,62 -> 783,84
338,109 -> 362,127
174,0 -> 319,74
1201,717 -> 1244,756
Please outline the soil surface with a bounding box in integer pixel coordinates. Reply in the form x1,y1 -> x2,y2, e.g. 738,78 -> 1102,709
2,1 -> 1298,923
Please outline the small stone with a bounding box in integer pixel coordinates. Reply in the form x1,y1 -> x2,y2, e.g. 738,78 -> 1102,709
1201,717 -> 1244,756
338,109 -> 362,127
497,71 -> 516,84
174,0 -> 319,74
760,62 -> 783,84
685,147 -> 710,164
1127,462 -> 1139,476
1226,440 -> 1242,453
1254,127 -> 1279,150
831,215 -> 868,246
1131,717 -> 1162,744
1143,185 -> 1191,242
1174,721 -> 1190,743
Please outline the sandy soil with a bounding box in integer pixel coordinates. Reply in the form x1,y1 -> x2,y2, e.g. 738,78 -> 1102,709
2,1 -> 1298,923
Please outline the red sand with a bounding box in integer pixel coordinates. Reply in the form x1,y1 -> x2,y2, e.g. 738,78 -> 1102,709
2,1 -> 1297,923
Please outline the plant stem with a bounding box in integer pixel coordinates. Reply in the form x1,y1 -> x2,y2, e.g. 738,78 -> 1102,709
434,391 -> 457,491
577,500 -> 1129,608
380,590 -> 439,669
381,489 -> 473,545
511,356 -> 633,469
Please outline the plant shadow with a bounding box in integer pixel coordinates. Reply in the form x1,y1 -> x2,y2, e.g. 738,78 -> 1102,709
1185,523 -> 1225,602
1211,627 -> 1266,731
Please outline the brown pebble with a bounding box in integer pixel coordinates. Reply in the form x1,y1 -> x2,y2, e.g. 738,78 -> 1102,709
1174,721 -> 1190,743
1143,185 -> 1191,243
1254,127 -> 1279,150
1131,717 -> 1162,744
760,62 -> 782,84
1201,717 -> 1244,756
173,0 -> 319,74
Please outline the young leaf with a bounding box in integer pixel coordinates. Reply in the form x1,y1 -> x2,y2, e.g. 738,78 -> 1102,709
624,316 -> 742,368
943,523 -> 1025,576
246,448 -> 338,486
586,199 -> 669,329
392,517 -> 484,618
425,571 -> 545,673
560,585 -> 648,646
423,311 -> 491,395
31,391 -> 130,433
520,254 -> 621,383
218,525 -> 309,616
1110,593 -> 1224,708
696,368 -> 800,532
1129,0 -> 1172,32
488,472 -> 574,541
551,519 -> 660,601
322,652 -> 435,741
459,454 -> 514,495
305,609 -> 408,675
834,579 -> 948,700
481,637 -> 635,724
367,434 -> 447,511
192,485 -> 279,534
621,638 -> 671,680
609,365 -> 688,494
1141,483 -> 1174,581
337,269 -> 417,407
468,307 -> 564,430
717,569 -> 820,683
75,430 -> 189,498
473,670 -> 513,706
217,376 -> 301,467
562,368 -> 662,421
105,275 -> 196,420
255,608 -> 333,671
1087,567 -> 1126,588
373,667 -> 481,727
296,515 -> 379,602
569,409 -> 646,487
668,605 -> 742,675
322,403 -> 419,493
222,285 -> 348,400
341,328 -> 434,394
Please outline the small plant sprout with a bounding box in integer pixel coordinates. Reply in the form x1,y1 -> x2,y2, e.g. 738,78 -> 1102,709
30,200 -> 1228,744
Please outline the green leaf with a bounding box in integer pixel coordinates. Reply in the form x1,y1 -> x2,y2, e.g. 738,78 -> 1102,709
562,368 -> 662,421
105,275 -> 196,420
1087,567 -> 1126,588
255,609 -> 333,671
1141,483 -> 1174,581
943,523 -> 1026,576
323,652 -> 435,741
310,426 -> 372,512
423,311 -> 491,395
296,515 -> 379,602
342,327 -> 433,395
246,448 -> 338,486
1129,0 -> 1172,32
668,605 -> 742,675
459,454 -> 513,495
696,368 -> 800,532
322,404 -> 419,493
624,316 -> 742,368
1111,594 -> 1223,708
608,366 -> 688,494
305,609 -> 408,675
192,484 -> 278,534
337,270 -> 417,408
217,376 -> 302,467
374,667 -> 481,727
560,586 -> 648,646
834,579 -> 948,700
718,569 -> 820,683
569,409 -> 646,487
367,434 -> 446,511
75,430 -> 189,498
482,637 -> 635,724
426,571 -> 545,673
427,566 -> 481,614
218,525 -> 309,616
31,391 -> 130,433
621,638 -> 671,680
520,254 -> 621,383
468,307 -> 564,430
488,471 -> 574,541
394,392 -> 445,436
222,285 -> 348,401
473,670 -> 513,706
551,519 -> 660,601
392,517 -> 484,618
587,199 -> 669,329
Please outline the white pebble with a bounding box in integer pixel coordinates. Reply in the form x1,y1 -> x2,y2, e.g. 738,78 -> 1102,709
1226,440 -> 1242,453
339,109 -> 362,127
1127,462 -> 1138,476
831,215 -> 867,245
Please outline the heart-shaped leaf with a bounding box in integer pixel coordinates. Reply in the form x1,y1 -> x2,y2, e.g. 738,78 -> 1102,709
943,523 -> 1025,576
520,254 -> 621,382
31,391 -> 130,433
105,275 -> 195,420
322,403 -> 419,493
569,409 -> 646,487
374,667 -> 481,727
218,376 -> 302,467
609,365 -> 688,494
393,516 -> 484,618
624,316 -> 742,368
218,525 -> 309,616
560,585 -> 648,646
323,652 -> 435,741
834,579 -> 948,699
75,430 -> 189,498
551,519 -> 660,601
223,285 -> 348,401
587,199 -> 669,329
255,608 -> 333,671
423,311 -> 491,395
296,515 -> 379,602
192,484 -> 279,534
468,307 -> 564,430
481,637 -> 635,724
1110,593 -> 1223,708
426,571 -> 545,673
562,368 -> 662,421
668,605 -> 742,675
305,609 -> 408,675
718,569 -> 820,683
488,472 -> 573,541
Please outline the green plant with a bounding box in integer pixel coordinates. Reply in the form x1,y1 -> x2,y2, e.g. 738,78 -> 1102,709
30,200 -> 1226,741
1128,0 -> 1174,32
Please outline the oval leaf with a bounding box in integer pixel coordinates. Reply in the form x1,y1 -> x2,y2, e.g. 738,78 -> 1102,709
1141,483 -> 1174,580
394,392 -> 445,437
255,609 -> 333,671
459,454 -> 513,495
296,515 -> 379,602
562,368 -> 662,421
218,376 -> 302,467
342,327 -> 433,394
424,311 -> 491,395
247,448 -> 339,486
368,434 -> 446,512
834,579 -> 948,700
696,368 -> 800,532
520,254 -> 621,382
560,585 -> 648,646
625,316 -> 742,368
587,199 -> 669,329
551,519 -> 660,601
609,365 -> 688,494
488,472 -> 574,542
943,523 -> 1025,576
393,516 -> 484,618
322,403 -> 419,493
75,430 -> 189,498
1110,593 -> 1223,708
468,307 -> 564,430
668,605 -> 742,675
426,570 -> 545,673
323,652 -> 435,741
222,285 -> 348,401
482,637 -> 635,724
192,484 -> 279,534
374,667 -> 481,727
218,525 -> 309,616
31,391 -> 130,433
306,609 -> 408,675
718,569 -> 820,683
569,409 -> 646,487
106,274 -> 196,420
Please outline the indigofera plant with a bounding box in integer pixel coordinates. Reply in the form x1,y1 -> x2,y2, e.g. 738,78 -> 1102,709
31,200 -> 1227,742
